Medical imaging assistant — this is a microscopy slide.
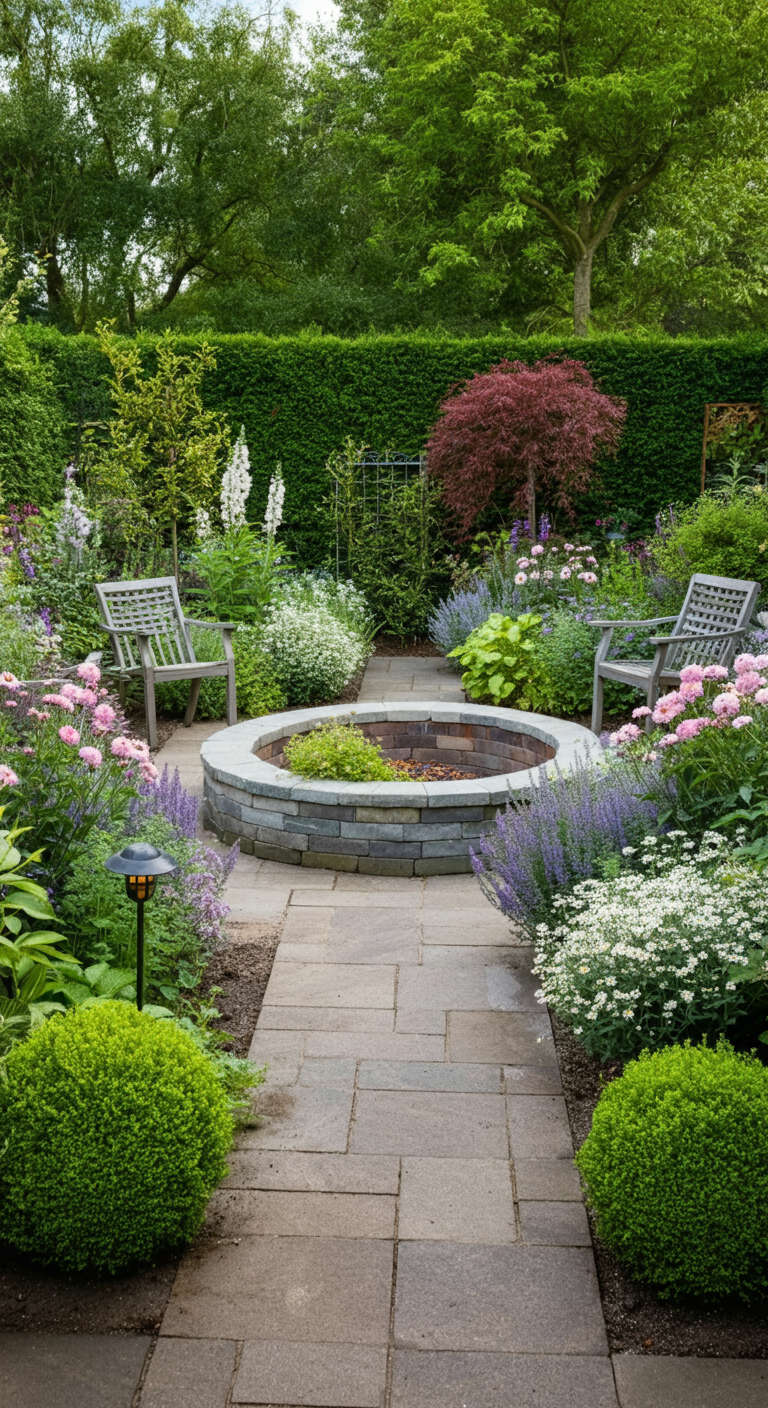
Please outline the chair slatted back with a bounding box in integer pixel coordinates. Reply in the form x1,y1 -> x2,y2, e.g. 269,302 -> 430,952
95,577 -> 196,672
666,574 -> 760,670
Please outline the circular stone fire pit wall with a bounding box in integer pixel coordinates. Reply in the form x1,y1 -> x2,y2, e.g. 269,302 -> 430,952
202,702 -> 600,876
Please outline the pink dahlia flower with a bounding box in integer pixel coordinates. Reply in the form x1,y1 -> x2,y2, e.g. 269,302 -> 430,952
77,661 -> 101,686
679,679 -> 704,703
734,671 -> 764,697
712,691 -> 740,717
58,725 -> 80,746
734,653 -> 758,674
732,715 -> 753,729
79,746 -> 103,768
0,764 -> 20,786
652,692 -> 686,724
702,664 -> 729,680
679,664 -> 704,683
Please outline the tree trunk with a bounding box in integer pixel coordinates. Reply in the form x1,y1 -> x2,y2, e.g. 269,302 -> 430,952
526,466 -> 536,539
171,517 -> 179,583
573,249 -> 594,336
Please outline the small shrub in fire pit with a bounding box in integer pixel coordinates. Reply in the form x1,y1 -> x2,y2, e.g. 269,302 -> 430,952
285,720 -> 398,781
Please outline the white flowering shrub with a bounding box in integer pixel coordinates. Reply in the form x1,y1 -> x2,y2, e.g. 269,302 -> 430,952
277,572 -> 374,643
533,832 -> 768,1062
261,602 -> 368,705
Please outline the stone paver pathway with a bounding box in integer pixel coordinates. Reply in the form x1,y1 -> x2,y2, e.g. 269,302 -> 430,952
4,658 -> 768,1406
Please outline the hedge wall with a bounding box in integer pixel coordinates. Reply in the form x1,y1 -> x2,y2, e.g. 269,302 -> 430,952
18,326 -> 768,562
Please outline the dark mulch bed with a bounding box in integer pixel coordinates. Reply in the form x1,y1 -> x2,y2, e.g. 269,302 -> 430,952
0,926 -> 280,1335
374,634 -> 440,656
553,1014 -> 768,1358
392,759 -> 478,781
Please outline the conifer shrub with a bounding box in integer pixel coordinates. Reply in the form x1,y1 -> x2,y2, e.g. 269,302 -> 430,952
576,1042 -> 768,1300
0,1003 -> 233,1274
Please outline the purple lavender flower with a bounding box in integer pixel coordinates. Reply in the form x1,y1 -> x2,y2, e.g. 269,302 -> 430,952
471,755 -> 666,933
39,606 -> 53,637
132,764 -> 200,837
538,513 -> 551,542
18,546 -> 35,579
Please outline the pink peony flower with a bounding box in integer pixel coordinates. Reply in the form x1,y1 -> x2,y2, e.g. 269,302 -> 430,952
679,664 -> 704,683
609,722 -> 641,746
530,544 -> 544,557
732,715 -> 753,729
140,762 -> 159,785
712,691 -> 740,717
755,654 -> 768,670
110,736 -> 134,760
4,699 -> 18,708
0,671 -> 20,691
60,682 -> 79,700
676,717 -> 708,741
77,661 -> 101,686
515,571 -> 528,585
0,764 -> 20,787
632,705 -> 652,718
652,691 -> 686,724
678,679 -> 704,703
702,663 -> 729,680
559,567 -> 572,580
657,733 -> 679,747
754,687 -> 768,705
735,671 -> 765,696
516,558 -> 530,569
128,738 -> 150,761
579,571 -> 598,584
92,703 -> 117,732
42,692 -> 75,712
79,746 -> 103,768
58,725 -> 81,746
734,653 -> 758,674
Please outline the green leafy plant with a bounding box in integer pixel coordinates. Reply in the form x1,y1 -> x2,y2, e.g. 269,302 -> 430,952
262,602 -> 369,705
448,611 -> 542,705
189,525 -> 290,625
0,1001 -> 233,1273
155,625 -> 287,721
0,810 -> 76,1051
285,720 -> 398,781
650,488 -> 768,594
576,1042 -> 768,1301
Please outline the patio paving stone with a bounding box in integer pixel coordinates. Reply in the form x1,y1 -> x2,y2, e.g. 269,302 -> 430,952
390,1350 -> 619,1408
349,1090 -> 508,1157
399,1157 -> 516,1242
233,1340 -> 388,1407
139,1337 -> 236,1408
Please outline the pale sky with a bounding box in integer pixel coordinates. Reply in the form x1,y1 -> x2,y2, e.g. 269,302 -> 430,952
282,0 -> 339,28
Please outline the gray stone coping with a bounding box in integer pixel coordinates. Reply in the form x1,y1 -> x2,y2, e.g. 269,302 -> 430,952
201,702 -> 600,809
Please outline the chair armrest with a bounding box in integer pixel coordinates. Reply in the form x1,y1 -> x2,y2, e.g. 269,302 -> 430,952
184,617 -> 237,632
96,622 -> 150,637
588,615 -> 677,629
649,626 -> 750,647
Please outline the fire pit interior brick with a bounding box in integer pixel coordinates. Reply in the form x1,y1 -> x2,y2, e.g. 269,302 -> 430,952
202,703 -> 600,875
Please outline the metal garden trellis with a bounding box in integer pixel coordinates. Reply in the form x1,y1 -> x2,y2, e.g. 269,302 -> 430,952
330,445 -> 428,580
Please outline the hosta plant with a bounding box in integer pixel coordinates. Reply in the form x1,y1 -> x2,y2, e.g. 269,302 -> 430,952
448,611 -> 542,706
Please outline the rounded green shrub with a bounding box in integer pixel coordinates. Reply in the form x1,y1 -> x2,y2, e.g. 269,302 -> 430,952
285,720 -> 398,781
0,1002 -> 234,1274
651,488 -> 768,594
155,625 -> 287,720
576,1042 -> 768,1301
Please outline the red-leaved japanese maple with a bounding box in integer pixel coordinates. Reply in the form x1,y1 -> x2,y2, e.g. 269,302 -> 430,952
426,358 -> 626,536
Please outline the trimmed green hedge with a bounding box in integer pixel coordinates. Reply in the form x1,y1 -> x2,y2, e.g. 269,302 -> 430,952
18,327 -> 768,561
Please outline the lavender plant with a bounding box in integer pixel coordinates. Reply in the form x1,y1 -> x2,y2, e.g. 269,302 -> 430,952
472,755 -> 663,934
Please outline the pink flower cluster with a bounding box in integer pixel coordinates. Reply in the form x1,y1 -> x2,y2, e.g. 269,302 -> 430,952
515,542 -> 599,589
610,653 -> 768,751
3,659 -> 159,788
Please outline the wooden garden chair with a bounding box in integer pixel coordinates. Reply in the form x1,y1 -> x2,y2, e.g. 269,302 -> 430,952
590,572 -> 760,734
94,576 -> 237,750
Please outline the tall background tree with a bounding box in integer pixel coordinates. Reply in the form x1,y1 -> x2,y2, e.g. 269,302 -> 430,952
332,0 -> 768,334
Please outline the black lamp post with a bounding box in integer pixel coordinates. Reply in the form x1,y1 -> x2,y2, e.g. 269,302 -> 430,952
105,841 -> 178,1010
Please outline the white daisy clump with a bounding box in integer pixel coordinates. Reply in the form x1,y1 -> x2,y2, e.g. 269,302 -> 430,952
533,832 -> 768,1062
263,463 -> 285,540
261,602 -> 367,705
278,572 -> 374,640
220,426 -> 252,530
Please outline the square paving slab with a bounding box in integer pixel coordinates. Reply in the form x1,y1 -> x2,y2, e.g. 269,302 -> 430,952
611,1354 -> 768,1408
0,1333 -> 150,1408
394,1241 -> 607,1354
350,1089 -> 508,1157
391,1350 -> 618,1408
506,1095 -> 575,1159
139,1337 -> 235,1408
357,1060 -> 501,1093
399,1157 -> 516,1243
243,1085 -> 353,1152
233,1340 -> 387,1407
264,962 -> 396,1009
163,1236 -> 393,1343
448,1010 -> 557,1065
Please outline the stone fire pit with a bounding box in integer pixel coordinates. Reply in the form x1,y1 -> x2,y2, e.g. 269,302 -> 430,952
202,702 -> 600,876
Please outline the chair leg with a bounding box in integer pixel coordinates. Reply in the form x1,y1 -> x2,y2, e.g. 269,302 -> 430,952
143,670 -> 158,751
226,661 -> 237,726
185,679 -> 202,728
591,670 -> 605,735
118,677 -> 128,709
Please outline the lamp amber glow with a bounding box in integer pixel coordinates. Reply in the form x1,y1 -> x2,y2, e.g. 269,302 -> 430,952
105,842 -> 178,1010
